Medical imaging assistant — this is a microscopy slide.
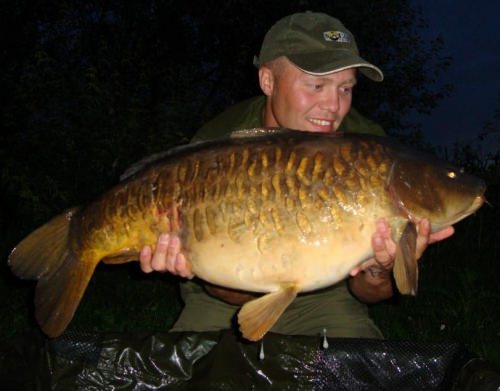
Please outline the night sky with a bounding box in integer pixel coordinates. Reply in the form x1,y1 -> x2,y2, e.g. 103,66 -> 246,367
411,0 -> 500,155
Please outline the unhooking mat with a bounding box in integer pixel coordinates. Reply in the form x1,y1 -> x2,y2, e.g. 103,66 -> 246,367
1,330 -> 500,390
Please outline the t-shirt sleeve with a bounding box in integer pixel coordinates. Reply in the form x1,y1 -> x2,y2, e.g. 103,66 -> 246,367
338,107 -> 386,136
191,97 -> 265,142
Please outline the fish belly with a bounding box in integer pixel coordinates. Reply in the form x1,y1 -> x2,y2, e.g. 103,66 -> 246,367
188,220 -> 375,294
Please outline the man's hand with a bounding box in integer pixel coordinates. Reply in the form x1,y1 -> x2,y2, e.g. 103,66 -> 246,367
350,218 -> 454,277
139,233 -> 194,279
348,218 -> 454,303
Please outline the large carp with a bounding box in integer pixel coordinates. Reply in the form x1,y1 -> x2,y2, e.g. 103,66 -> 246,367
9,129 -> 485,341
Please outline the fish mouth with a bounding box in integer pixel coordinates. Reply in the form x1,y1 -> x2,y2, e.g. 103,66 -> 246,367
461,194 -> 485,219
430,194 -> 485,232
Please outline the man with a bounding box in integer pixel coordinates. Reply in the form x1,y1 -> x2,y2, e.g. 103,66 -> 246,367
139,11 -> 453,338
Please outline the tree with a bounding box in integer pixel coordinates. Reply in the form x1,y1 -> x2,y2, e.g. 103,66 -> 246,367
479,93 -> 500,163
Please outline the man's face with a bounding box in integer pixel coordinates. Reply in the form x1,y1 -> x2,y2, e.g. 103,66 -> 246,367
260,58 -> 356,133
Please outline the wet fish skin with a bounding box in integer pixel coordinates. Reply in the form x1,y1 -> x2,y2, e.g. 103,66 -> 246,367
8,129 -> 485,341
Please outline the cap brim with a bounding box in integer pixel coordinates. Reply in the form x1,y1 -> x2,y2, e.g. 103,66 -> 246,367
287,51 -> 384,82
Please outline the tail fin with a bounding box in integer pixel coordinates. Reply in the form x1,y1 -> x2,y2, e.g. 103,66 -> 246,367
35,250 -> 98,337
8,208 -> 98,337
9,209 -> 78,279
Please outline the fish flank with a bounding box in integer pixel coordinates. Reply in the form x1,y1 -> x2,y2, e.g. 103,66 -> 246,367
312,152 -> 324,182
333,157 -> 346,177
176,160 -> 189,183
272,173 -> 282,200
261,179 -> 270,200
271,208 -> 285,236
298,184 -> 309,208
261,151 -> 269,169
193,208 -> 204,241
205,205 -> 218,235
286,176 -> 298,199
296,211 -> 313,236
286,151 -> 297,173
297,156 -> 312,186
248,157 -> 258,179
228,151 -> 237,176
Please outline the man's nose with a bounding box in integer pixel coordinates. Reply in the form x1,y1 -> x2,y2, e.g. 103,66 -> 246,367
319,90 -> 339,112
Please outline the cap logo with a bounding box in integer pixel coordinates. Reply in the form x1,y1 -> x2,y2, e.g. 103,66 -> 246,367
323,31 -> 350,43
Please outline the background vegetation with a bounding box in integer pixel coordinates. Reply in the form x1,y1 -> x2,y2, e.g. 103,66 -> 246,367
1,0 -> 498,366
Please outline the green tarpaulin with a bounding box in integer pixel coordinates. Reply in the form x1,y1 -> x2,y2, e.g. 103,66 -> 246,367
1,330 -> 499,390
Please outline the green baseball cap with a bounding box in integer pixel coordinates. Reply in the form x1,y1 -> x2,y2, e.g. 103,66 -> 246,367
255,11 -> 384,81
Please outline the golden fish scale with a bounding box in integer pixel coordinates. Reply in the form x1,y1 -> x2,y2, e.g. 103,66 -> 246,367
79,137 -> 393,290
179,139 -> 392,290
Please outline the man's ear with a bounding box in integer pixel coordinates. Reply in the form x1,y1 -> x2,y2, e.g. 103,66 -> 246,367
259,66 -> 274,96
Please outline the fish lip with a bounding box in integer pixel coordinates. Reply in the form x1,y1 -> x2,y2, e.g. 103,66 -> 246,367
429,194 -> 485,232
462,194 -> 485,217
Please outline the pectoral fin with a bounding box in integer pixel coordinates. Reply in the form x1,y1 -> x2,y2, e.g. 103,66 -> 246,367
102,250 -> 140,264
393,222 -> 418,295
237,284 -> 299,341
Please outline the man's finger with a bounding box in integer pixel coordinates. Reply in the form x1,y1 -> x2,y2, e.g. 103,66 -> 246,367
429,226 -> 454,243
373,218 -> 397,267
151,233 -> 170,272
166,235 -> 181,265
350,266 -> 361,277
176,253 -> 194,279
139,245 -> 153,273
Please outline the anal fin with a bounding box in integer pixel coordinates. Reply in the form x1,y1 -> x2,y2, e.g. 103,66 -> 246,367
393,222 -> 418,295
237,284 -> 299,341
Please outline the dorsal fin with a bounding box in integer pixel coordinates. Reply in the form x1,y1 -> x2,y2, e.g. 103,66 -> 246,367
229,128 -> 293,138
121,128 -> 294,181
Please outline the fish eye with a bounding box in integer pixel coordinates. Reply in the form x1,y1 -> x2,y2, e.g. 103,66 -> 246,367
447,170 -> 457,179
